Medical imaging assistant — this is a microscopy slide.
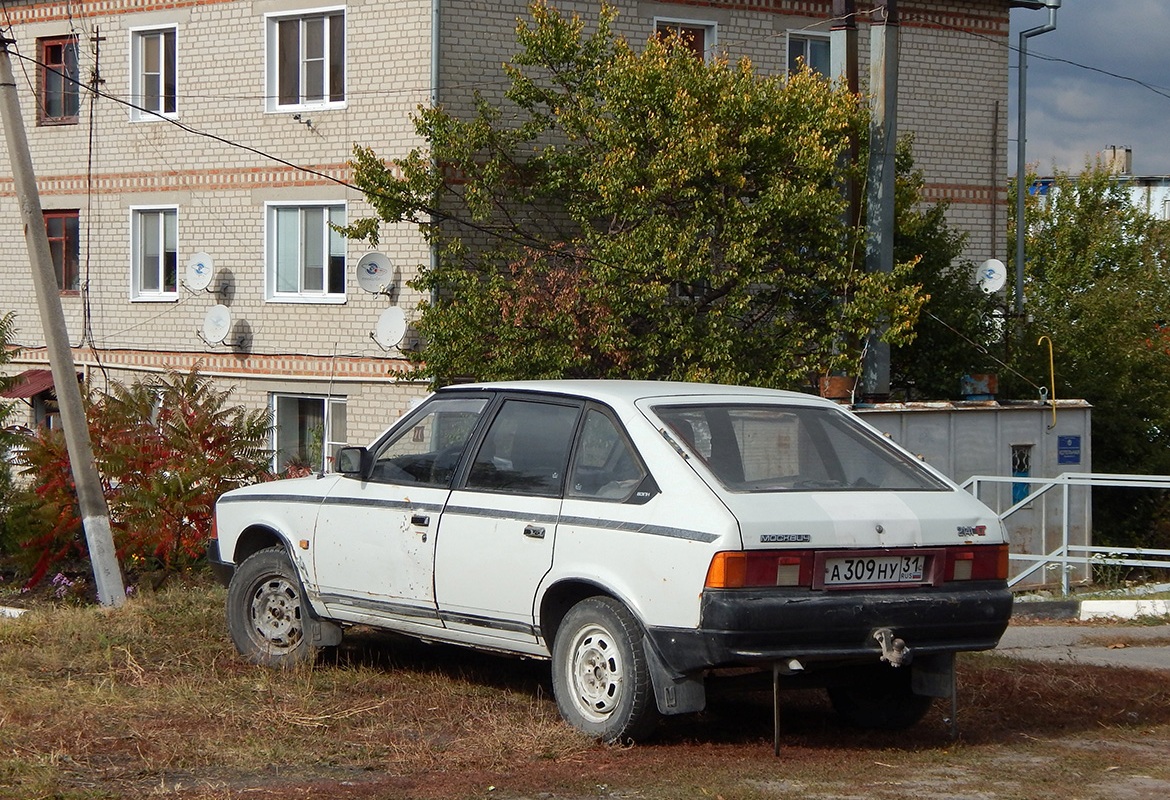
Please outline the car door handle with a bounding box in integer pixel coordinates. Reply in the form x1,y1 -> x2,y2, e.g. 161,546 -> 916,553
523,525 -> 546,539
411,513 -> 430,527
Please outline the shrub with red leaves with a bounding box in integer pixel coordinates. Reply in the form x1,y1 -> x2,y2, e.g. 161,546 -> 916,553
11,368 -> 275,589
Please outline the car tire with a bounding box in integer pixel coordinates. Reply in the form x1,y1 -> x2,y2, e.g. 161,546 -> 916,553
227,546 -> 320,668
827,664 -> 933,730
551,596 -> 660,743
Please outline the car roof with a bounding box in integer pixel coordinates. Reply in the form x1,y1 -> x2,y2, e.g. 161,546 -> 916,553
436,379 -> 830,408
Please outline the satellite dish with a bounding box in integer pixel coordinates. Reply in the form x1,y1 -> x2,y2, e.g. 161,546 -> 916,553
372,307 -> 407,349
356,252 -> 394,295
977,259 -> 1007,294
201,304 -> 232,344
186,252 -> 215,292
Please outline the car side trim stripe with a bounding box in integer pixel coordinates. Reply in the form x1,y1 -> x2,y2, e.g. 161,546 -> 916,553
442,505 -> 560,526
219,495 -> 716,543
443,505 -> 717,543
439,611 -> 537,636
558,515 -> 719,543
318,593 -> 537,637
217,493 -> 447,515
318,593 -> 441,621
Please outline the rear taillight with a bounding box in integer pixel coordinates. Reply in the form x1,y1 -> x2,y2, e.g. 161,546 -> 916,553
704,550 -> 816,588
944,543 -> 1009,581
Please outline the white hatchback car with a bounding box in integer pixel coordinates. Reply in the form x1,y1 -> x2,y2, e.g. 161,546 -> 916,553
211,380 -> 1012,742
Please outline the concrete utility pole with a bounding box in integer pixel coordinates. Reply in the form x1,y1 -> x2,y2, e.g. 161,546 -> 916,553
0,38 -> 126,606
860,0 -> 898,402
831,0 -> 860,227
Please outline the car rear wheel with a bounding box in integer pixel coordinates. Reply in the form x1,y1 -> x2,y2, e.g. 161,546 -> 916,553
827,663 -> 933,730
227,546 -> 319,668
551,596 -> 660,743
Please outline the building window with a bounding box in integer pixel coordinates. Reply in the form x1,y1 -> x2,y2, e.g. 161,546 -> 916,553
44,210 -> 80,293
266,202 -> 346,301
131,207 -> 178,299
273,394 -> 347,473
130,26 -> 177,120
1011,444 -> 1033,505
266,8 -> 345,111
654,18 -> 715,61
38,36 -> 80,125
788,32 -> 832,77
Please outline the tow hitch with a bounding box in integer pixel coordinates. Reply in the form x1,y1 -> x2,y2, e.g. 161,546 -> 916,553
873,627 -> 912,667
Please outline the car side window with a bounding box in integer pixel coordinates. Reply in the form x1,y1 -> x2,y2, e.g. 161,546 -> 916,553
368,397 -> 489,487
567,408 -> 646,502
466,399 -> 580,496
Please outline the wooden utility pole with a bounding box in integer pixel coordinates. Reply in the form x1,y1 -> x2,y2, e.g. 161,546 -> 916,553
0,37 -> 125,606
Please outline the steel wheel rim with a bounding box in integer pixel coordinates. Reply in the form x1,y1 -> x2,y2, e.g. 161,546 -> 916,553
248,576 -> 304,651
568,623 -> 624,722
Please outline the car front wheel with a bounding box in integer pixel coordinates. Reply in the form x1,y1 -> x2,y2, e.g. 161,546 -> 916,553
227,546 -> 319,668
551,596 -> 660,743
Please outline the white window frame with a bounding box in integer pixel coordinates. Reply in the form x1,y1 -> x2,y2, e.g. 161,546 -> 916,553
653,17 -> 717,62
265,200 -> 347,302
787,31 -> 832,77
264,6 -> 346,113
129,25 -> 178,121
271,393 -> 347,473
130,205 -> 179,301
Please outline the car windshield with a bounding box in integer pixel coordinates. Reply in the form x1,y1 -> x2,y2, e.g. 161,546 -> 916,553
651,403 -> 948,492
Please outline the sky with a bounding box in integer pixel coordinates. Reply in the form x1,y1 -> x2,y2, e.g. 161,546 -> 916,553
1008,0 -> 1170,177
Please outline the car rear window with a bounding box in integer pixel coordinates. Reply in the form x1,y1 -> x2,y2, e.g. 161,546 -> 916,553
651,403 -> 948,492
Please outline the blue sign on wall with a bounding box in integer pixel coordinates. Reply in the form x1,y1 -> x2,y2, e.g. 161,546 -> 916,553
1057,435 -> 1081,465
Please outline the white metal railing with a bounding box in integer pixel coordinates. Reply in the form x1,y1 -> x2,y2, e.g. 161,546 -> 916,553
959,472 -> 1170,596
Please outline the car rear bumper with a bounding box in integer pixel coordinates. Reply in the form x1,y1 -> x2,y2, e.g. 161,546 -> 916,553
645,581 -> 1013,674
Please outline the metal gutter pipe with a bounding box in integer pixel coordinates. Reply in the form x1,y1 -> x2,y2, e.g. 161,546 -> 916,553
1014,0 -> 1060,316
430,0 -> 441,307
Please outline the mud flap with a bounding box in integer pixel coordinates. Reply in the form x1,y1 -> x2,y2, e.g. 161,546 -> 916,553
308,616 -> 344,647
912,652 -> 958,739
643,638 -> 706,716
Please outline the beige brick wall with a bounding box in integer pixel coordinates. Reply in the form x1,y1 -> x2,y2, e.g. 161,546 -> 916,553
0,0 -> 1013,447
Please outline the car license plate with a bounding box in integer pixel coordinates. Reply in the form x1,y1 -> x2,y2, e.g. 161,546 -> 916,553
823,554 -> 927,586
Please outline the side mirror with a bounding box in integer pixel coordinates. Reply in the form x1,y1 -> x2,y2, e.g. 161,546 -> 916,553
336,446 -> 367,476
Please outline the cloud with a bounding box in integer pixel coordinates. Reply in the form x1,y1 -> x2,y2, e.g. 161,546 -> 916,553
1009,2 -> 1170,176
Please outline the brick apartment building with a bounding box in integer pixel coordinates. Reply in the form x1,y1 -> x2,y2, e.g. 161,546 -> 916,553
0,0 -> 1025,470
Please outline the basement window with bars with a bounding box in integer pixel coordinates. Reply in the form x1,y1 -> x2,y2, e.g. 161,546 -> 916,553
1011,444 -> 1033,505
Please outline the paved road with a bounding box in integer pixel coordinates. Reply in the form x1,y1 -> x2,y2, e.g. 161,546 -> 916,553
996,623 -> 1170,670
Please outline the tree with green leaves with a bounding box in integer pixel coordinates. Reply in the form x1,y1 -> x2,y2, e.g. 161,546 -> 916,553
888,143 -> 1002,400
347,2 -> 927,389
1008,161 -> 1170,546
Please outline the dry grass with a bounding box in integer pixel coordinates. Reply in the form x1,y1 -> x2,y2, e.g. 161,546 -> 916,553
1,584 -> 1169,799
